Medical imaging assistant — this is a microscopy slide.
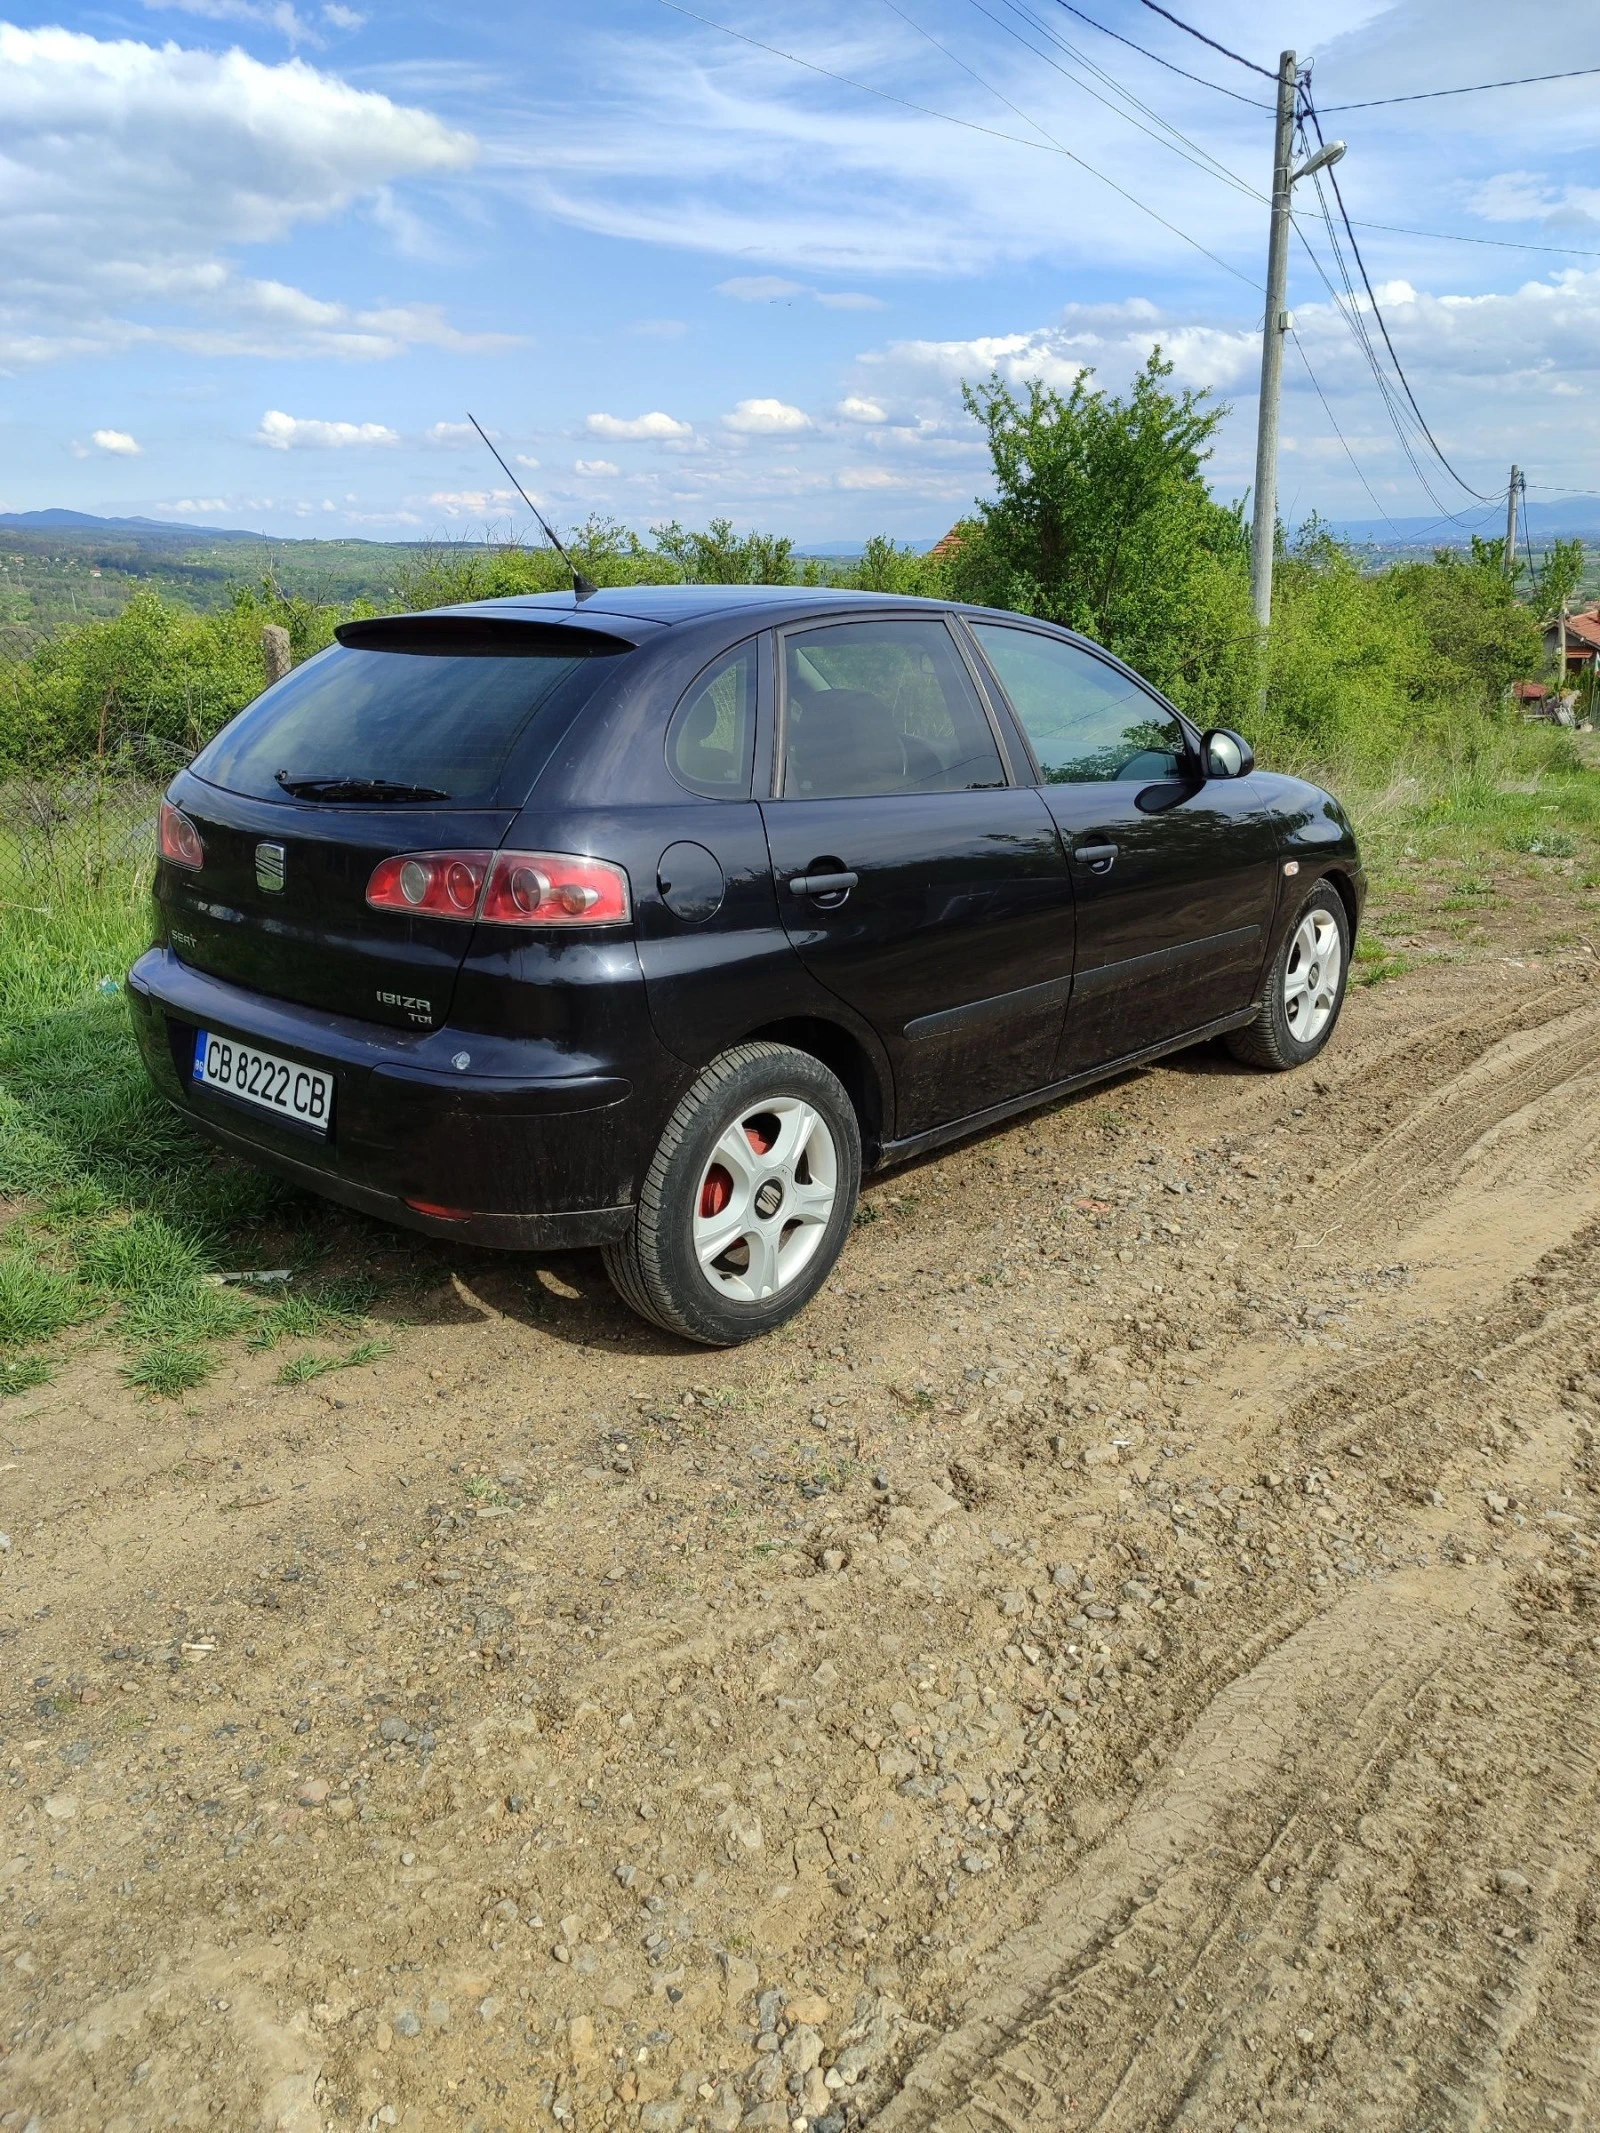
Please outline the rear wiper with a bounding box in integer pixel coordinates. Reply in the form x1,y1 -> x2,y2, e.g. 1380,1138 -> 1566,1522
275,772 -> 450,803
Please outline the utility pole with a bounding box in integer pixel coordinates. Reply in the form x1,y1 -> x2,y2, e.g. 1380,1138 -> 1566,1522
1249,61 -> 1345,630
1249,51 -> 1298,631
1503,464 -> 1521,577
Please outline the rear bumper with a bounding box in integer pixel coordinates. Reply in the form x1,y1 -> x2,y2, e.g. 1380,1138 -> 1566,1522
127,948 -> 643,1248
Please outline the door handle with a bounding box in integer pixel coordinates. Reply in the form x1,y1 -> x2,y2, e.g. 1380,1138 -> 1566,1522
1074,842 -> 1118,874
789,870 -> 859,900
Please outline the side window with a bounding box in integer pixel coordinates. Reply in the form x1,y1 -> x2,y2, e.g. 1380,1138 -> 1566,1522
971,625 -> 1188,784
781,619 -> 1005,799
667,640 -> 758,798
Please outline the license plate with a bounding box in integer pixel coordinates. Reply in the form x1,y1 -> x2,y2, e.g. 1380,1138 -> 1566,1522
193,1030 -> 333,1134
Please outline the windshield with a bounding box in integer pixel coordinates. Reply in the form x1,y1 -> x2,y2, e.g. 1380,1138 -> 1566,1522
192,640 -> 617,807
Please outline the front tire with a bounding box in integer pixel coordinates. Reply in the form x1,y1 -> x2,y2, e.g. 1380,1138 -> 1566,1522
1226,882 -> 1350,1071
603,1042 -> 861,1345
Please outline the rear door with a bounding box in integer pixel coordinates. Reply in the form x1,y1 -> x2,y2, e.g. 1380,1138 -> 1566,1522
758,614 -> 1074,1140
166,621 -> 627,1034
966,620 -> 1280,1075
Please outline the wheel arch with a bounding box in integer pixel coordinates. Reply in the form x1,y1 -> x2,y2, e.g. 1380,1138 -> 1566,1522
1320,865 -> 1361,943
738,1015 -> 889,1159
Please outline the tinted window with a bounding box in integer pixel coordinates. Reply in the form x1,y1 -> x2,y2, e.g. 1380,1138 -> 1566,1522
782,619 -> 1004,799
193,642 -> 614,807
972,625 -> 1187,784
668,641 -> 757,798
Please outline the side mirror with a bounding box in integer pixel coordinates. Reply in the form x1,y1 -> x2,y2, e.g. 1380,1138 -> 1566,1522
1201,728 -> 1254,779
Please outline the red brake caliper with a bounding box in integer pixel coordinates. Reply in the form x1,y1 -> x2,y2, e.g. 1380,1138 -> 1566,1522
701,1116 -> 776,1219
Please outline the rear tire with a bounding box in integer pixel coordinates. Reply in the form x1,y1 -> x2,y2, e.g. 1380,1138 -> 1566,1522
1226,882 -> 1350,1071
603,1042 -> 861,1346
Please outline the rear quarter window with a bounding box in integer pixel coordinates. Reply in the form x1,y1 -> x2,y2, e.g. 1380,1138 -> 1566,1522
193,639 -> 623,807
666,641 -> 758,798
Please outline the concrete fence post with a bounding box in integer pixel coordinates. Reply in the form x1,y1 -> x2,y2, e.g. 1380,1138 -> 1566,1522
262,625 -> 292,687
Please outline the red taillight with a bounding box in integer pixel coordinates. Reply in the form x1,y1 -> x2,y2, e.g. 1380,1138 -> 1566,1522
479,852 -> 631,927
365,849 -> 631,927
404,1197 -> 471,1221
365,849 -> 491,918
159,800 -> 204,871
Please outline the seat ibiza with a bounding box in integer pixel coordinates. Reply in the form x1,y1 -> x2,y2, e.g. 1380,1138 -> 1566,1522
129,586 -> 1363,1344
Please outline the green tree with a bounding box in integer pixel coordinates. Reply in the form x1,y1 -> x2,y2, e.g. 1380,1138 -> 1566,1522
649,517 -> 795,584
946,350 -> 1257,726
1530,537 -> 1586,624
849,534 -> 948,597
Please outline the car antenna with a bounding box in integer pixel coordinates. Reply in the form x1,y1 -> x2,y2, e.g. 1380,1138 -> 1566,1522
465,412 -> 598,603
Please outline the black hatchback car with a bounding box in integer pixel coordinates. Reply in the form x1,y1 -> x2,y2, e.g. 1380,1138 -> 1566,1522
129,585 -> 1363,1343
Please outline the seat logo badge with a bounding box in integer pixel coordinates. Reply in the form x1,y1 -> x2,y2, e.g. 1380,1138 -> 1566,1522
255,842 -> 287,893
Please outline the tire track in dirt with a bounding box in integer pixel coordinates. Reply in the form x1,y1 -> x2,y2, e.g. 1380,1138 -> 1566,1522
869,1579 -> 1467,2133
872,1192 -> 1600,2133
10,960 -> 1600,2133
1322,999 -> 1600,1245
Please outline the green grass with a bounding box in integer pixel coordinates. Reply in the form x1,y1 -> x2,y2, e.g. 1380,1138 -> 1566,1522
274,1338 -> 390,1386
249,1289 -> 362,1350
123,1342 -> 217,1398
0,1351 -> 54,1397
0,776 -> 394,1393
0,1249 -> 90,1346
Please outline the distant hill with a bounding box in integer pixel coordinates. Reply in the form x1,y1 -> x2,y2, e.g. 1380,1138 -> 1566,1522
0,509 -> 265,540
1329,498 -> 1600,547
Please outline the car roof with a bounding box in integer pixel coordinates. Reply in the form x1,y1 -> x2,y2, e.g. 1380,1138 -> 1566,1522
457,585 -> 951,627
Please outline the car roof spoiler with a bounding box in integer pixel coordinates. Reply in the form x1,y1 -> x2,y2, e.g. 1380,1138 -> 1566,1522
334,612 -> 641,657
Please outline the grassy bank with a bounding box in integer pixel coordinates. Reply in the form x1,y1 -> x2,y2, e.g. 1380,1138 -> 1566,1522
0,781 -> 398,1397
3,724 -> 1596,1400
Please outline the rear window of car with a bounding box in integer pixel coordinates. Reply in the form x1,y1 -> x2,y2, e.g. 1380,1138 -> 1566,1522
192,636 -> 624,808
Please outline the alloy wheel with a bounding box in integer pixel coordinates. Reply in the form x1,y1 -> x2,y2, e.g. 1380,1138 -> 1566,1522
1283,906 -> 1343,1044
693,1097 -> 839,1302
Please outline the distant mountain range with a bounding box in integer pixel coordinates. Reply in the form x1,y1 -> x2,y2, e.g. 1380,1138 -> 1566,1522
7,500 -> 1600,555
0,509 -> 265,540
1327,498 -> 1600,546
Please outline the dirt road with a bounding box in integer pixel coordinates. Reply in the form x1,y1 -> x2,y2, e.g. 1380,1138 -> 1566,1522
6,942 -> 1600,2133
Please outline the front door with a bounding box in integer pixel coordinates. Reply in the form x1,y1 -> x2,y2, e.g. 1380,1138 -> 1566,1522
967,621 -> 1280,1077
759,615 -> 1074,1140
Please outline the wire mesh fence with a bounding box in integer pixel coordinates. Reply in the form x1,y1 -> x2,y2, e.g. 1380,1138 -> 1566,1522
0,739 -> 189,1021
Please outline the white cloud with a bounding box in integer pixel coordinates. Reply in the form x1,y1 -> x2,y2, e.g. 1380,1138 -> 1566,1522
0,24 -> 480,367
836,466 -> 905,489
837,395 -> 886,425
141,0 -> 367,43
575,458 -> 621,476
514,454 -> 541,470
723,398 -> 812,435
585,410 -> 693,440
717,276 -> 806,302
716,275 -> 883,311
255,410 -> 400,448
1469,172 -> 1600,229
424,420 -> 477,444
90,428 -> 142,456
428,487 -> 518,515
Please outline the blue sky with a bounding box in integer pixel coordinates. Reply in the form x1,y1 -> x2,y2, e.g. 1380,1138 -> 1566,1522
2,0 -> 1597,545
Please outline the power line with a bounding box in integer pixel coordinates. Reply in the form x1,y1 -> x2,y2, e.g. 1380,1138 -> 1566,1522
657,0 -> 1263,287
1518,479 -> 1533,577
963,0 -> 1265,203
1133,0 -> 1275,80
1288,329 -> 1402,537
1303,91 -> 1496,500
1346,220 -> 1600,260
1043,0 -> 1273,107
1292,201 -> 1456,516
1321,63 -> 1600,112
